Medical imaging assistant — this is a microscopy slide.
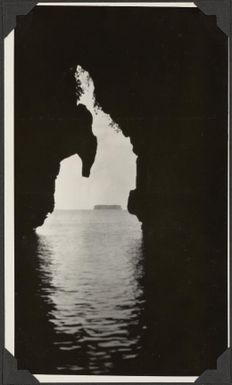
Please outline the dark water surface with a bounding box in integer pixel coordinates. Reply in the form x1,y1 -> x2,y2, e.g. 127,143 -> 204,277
16,210 -> 146,374
15,210 -> 227,375
38,210 -> 144,373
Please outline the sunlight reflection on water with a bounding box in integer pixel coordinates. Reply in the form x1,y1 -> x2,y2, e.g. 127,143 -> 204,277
36,209 -> 144,373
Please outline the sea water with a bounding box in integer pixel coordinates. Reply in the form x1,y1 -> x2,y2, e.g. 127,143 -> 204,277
34,209 -> 144,374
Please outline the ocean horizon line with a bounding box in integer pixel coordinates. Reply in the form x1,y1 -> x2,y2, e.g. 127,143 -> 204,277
54,208 -> 127,211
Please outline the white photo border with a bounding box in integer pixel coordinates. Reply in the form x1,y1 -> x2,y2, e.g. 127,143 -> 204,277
4,2 -> 230,383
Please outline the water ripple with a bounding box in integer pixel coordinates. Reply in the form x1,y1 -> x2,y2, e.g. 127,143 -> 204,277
36,210 -> 145,373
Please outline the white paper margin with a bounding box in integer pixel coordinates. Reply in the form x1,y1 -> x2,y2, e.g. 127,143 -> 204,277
4,2 -> 230,384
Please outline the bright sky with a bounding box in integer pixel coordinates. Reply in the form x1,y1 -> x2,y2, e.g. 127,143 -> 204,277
54,66 -> 136,210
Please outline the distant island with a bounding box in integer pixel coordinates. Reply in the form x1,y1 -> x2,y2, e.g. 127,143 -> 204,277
94,205 -> 122,210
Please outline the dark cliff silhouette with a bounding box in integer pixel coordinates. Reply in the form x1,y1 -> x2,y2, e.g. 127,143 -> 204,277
15,103 -> 97,232
15,7 -> 228,374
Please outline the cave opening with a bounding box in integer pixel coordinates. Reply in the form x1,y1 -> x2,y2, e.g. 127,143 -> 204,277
53,108 -> 137,211
40,64 -> 138,214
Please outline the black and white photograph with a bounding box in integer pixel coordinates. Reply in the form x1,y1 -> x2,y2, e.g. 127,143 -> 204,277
2,1 -> 230,382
